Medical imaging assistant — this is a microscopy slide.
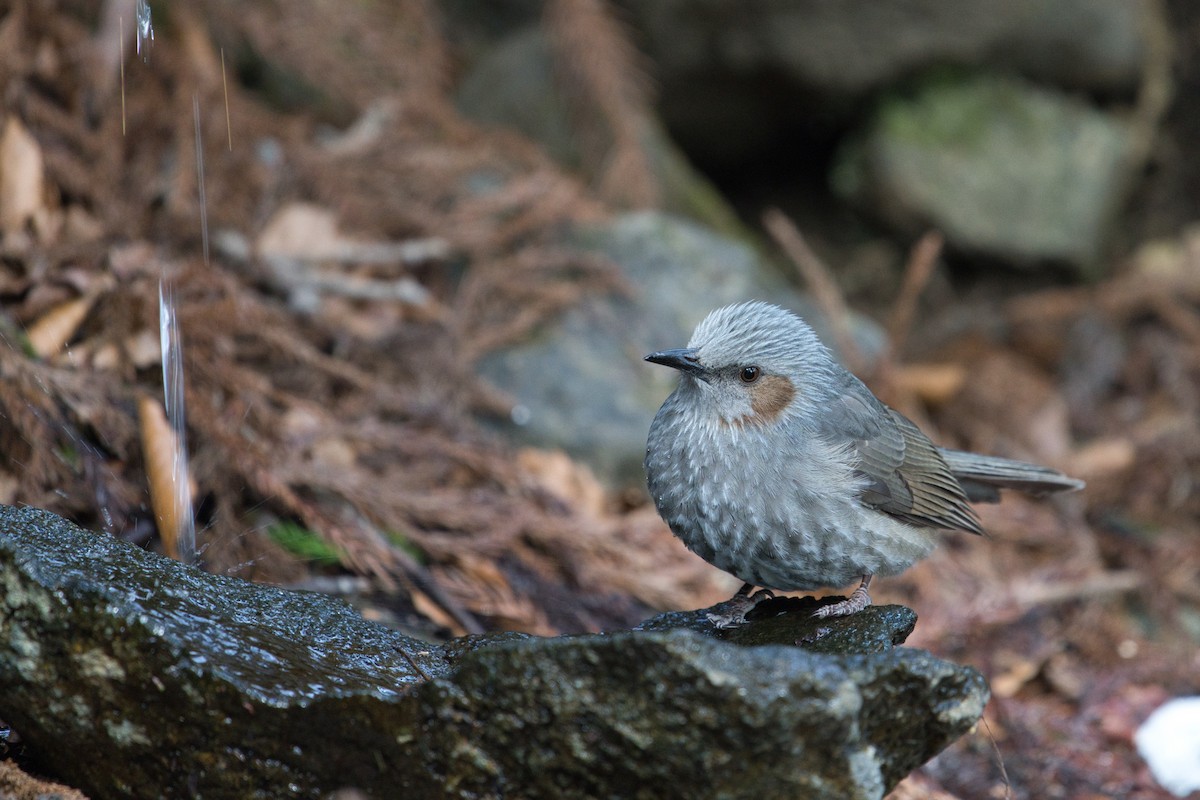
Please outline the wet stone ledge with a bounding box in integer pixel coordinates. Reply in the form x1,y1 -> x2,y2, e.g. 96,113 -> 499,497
0,505 -> 988,799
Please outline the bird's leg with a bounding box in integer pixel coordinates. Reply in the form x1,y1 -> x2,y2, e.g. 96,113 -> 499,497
812,575 -> 873,619
706,582 -> 776,629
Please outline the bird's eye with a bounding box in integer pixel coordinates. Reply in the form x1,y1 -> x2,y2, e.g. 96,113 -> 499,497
739,366 -> 761,383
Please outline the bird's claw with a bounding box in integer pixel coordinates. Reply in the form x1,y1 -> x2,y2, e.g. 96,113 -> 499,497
706,588 -> 775,629
811,585 -> 872,619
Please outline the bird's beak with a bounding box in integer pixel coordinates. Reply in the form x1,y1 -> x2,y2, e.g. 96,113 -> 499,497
644,347 -> 706,377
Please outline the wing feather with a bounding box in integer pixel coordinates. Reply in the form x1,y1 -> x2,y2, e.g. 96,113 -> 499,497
819,372 -> 982,535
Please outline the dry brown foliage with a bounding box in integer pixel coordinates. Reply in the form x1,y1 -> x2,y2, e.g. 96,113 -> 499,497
544,0 -> 661,208
0,0 -> 661,636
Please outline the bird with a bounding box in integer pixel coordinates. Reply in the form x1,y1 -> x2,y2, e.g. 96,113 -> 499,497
644,301 -> 1084,625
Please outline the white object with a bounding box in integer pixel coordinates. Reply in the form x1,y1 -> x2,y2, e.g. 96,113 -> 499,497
1135,696 -> 1200,797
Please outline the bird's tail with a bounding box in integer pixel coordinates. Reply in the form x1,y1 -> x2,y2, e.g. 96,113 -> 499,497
938,448 -> 1085,503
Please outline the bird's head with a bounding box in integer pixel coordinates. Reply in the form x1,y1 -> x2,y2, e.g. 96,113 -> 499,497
645,301 -> 839,430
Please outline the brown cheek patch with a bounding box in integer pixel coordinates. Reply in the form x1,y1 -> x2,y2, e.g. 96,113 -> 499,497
748,374 -> 796,423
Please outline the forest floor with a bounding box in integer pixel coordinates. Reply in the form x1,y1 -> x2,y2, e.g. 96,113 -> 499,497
0,3 -> 1197,798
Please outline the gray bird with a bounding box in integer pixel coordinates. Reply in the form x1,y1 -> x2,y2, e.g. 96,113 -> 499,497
644,301 -> 1084,624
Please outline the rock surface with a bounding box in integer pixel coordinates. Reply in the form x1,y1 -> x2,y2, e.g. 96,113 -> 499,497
833,73 -> 1138,274
0,505 -> 988,799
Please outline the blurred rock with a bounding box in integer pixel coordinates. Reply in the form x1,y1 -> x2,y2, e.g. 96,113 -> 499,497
832,73 -> 1138,275
476,211 -> 886,486
0,505 -> 988,800
443,1 -> 1167,278
617,0 -> 1154,166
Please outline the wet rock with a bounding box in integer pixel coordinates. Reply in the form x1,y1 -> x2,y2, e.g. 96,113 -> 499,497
477,211 -> 886,485
0,505 -> 987,799
0,505 -> 444,799
638,595 -> 920,655
422,620 -> 984,800
833,73 -> 1139,275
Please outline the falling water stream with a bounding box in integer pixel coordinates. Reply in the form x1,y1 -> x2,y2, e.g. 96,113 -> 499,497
125,0 -> 202,565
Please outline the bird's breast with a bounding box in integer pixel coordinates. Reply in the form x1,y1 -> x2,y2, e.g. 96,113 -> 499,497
647,401 -> 935,589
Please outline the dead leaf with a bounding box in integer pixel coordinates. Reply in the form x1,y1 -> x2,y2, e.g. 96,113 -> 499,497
410,588 -> 466,636
0,116 -> 45,234
887,774 -> 965,800
517,447 -> 607,518
889,362 -> 967,405
0,470 -> 18,505
26,294 -> 96,358
991,652 -> 1049,698
256,203 -> 345,261
126,328 -> 162,369
1067,437 -> 1136,481
138,394 -> 196,561
312,436 -> 357,469
257,201 -> 449,269
90,342 -> 120,370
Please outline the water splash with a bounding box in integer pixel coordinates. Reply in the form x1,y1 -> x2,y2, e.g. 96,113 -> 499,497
159,279 -> 197,564
136,0 -> 154,60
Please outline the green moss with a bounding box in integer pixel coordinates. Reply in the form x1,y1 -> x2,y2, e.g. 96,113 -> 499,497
876,72 -> 1026,148
267,522 -> 342,566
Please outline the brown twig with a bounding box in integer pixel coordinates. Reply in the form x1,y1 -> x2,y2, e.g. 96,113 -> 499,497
1012,570 -> 1143,609
887,231 -> 944,357
395,645 -> 432,683
763,208 -> 866,374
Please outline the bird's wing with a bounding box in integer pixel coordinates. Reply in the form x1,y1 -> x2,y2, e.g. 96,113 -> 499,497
821,374 -> 983,535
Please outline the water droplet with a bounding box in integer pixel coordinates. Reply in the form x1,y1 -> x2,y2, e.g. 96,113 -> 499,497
135,0 -> 154,59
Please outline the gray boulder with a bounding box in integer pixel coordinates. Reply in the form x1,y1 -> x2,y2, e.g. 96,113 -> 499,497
0,505 -> 987,799
833,73 -> 1138,274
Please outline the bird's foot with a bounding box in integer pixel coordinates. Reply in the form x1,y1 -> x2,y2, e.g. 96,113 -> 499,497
812,575 -> 873,619
706,586 -> 775,629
